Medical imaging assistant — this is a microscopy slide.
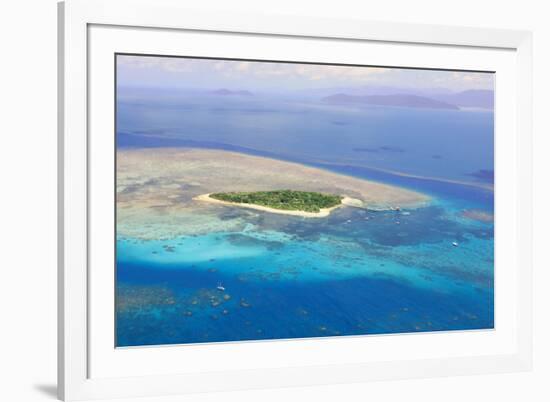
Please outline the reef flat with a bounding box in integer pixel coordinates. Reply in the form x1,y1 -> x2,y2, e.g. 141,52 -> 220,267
461,209 -> 494,223
117,148 -> 429,239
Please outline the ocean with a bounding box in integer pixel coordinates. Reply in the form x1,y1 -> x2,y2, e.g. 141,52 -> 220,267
115,88 -> 494,347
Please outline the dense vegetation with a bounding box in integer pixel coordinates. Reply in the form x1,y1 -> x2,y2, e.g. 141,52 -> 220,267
209,190 -> 343,213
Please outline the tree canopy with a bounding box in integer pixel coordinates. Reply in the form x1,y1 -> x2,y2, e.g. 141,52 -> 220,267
209,190 -> 342,213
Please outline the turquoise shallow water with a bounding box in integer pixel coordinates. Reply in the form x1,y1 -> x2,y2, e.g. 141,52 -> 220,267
116,192 -> 493,346
116,91 -> 494,347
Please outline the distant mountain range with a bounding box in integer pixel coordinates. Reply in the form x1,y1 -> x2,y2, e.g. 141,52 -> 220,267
297,85 -> 455,98
430,90 -> 494,109
322,89 -> 493,110
211,88 -> 253,96
322,94 -> 460,110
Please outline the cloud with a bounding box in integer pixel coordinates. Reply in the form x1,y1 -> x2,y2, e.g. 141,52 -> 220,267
117,55 -> 494,91
118,55 -> 385,81
118,55 -> 209,73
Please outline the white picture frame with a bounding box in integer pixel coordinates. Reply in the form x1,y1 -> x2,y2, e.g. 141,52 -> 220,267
58,0 -> 533,400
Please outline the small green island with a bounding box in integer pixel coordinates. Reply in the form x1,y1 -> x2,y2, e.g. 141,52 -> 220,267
209,190 -> 343,213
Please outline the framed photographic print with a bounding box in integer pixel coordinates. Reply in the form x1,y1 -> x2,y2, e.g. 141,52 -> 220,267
58,0 -> 533,400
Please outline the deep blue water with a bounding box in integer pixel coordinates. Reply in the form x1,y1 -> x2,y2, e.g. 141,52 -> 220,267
117,88 -> 494,186
116,88 -> 494,347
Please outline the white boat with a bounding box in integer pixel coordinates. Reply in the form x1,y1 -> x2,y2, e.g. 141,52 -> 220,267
452,242 -> 459,247
216,283 -> 226,291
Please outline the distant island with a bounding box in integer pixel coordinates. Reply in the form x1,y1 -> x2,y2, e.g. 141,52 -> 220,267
211,88 -> 253,96
195,190 -> 353,218
322,93 -> 459,110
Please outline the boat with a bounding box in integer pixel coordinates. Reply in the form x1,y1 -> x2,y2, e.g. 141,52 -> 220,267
452,242 -> 459,247
216,282 -> 226,291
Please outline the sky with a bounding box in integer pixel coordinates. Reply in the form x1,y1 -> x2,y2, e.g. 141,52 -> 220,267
117,54 -> 494,93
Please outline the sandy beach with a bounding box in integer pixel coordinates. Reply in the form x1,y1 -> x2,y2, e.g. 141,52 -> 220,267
193,193 -> 361,218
